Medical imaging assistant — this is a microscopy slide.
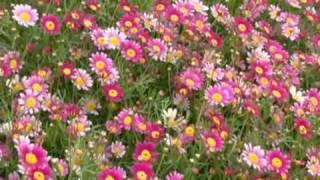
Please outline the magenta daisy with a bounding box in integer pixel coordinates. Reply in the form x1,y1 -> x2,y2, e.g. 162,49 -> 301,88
40,14 -> 62,34
179,67 -> 204,90
91,28 -> 108,50
2,51 -> 24,77
202,129 -> 224,152
116,108 -> 135,130
18,143 -> 48,168
27,164 -> 53,180
18,89 -> 43,114
121,40 -> 144,63
98,166 -> 127,180
205,82 -> 235,106
134,142 -> 159,163
89,52 -> 114,74
234,17 -> 253,35
266,149 -> 291,174
131,162 -> 154,180
147,38 -> 168,61
71,69 -> 93,91
165,7 -> 185,24
166,171 -> 184,180
81,14 -> 97,30
241,143 -> 267,170
103,83 -> 125,102
269,84 -> 289,102
12,4 -> 38,27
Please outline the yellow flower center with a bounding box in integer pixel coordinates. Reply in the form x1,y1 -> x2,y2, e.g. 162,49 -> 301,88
26,97 -> 36,108
170,14 -> 179,22
125,21 -> 133,27
272,157 -> 283,168
45,21 -> 55,31
76,123 -> 85,132
108,89 -> 118,97
196,20 -> 204,29
10,59 -> 18,69
137,171 -> 147,180
211,39 -> 218,46
185,79 -> 195,87
97,37 -> 106,45
156,4 -> 165,11
206,137 -> 216,147
58,163 -> 65,175
248,152 -> 260,164
83,20 -> 92,27
63,68 -> 71,75
109,36 -> 121,47
185,126 -> 195,137
33,171 -> 45,180
32,83 -> 43,92
151,131 -> 160,139
275,53 -> 283,60
299,126 -> 307,135
95,61 -> 105,70
139,150 -> 152,161
152,45 -> 161,52
272,90 -> 282,98
212,93 -> 223,102
238,24 -> 247,32
75,77 -> 85,87
124,116 -> 133,125
126,49 -> 136,58
25,152 -> 38,165
310,97 -> 319,106
20,12 -> 31,22
105,175 -> 115,180
255,67 -> 263,75
138,123 -> 147,131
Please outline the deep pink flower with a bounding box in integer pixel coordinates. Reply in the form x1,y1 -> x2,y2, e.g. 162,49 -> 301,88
266,149 -> 291,174
116,109 -> 135,130
98,167 -> 126,180
202,129 -> 224,152
121,40 -> 144,63
294,117 -> 313,139
27,164 -> 53,180
131,162 -> 154,180
18,143 -> 48,168
103,83 -> 125,102
134,142 -> 159,163
146,123 -> 165,142
234,17 -> 253,35
166,171 -> 184,180
179,67 -> 204,90
40,14 -> 62,34
205,82 -> 235,106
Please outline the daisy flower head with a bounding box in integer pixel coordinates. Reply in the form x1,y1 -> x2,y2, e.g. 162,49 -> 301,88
103,83 -> 125,102
22,75 -> 48,95
165,7 -> 185,24
179,67 -> 204,90
98,166 -> 127,180
294,117 -> 313,139
81,14 -> 97,30
133,114 -> 149,133
202,129 -> 224,152
307,161 -> 320,176
18,89 -> 43,114
281,24 -> 300,41
205,82 -> 235,106
18,143 -> 48,169
54,159 -> 69,177
266,149 -> 291,174
121,40 -> 144,63
27,164 -> 53,180
12,4 -> 38,27
2,51 -> 24,77
210,3 -> 232,25
241,143 -> 267,170
134,141 -> 159,163
105,27 -> 127,50
60,61 -> 75,79
269,84 -> 289,102
40,14 -> 62,35
116,108 -> 135,130
146,123 -> 165,142
131,162 -> 154,180
190,0 -> 209,15
166,171 -> 184,180
154,0 -> 172,15
234,17 -> 253,35
67,116 -> 91,137
91,28 -> 108,50
110,141 -> 126,158
89,52 -> 114,74
80,97 -> 101,115
71,69 -> 93,91
147,38 -> 168,61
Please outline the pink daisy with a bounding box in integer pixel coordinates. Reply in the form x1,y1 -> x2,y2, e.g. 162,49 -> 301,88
234,17 -> 253,35
2,51 -> 24,77
312,34 -> 320,48
60,61 -> 76,79
269,85 -> 289,102
18,143 -> 48,168
294,117 -> 313,139
81,14 -> 97,30
12,4 -> 39,27
166,171 -> 184,180
134,142 -> 159,163
40,14 -> 62,34
179,67 -> 204,90
110,141 -> 126,158
116,108 -> 135,130
131,162 -> 154,180
89,52 -> 114,74
103,83 -> 125,102
147,38 -> 168,61
71,69 -> 93,91
266,149 -> 291,174
121,40 -> 144,63
205,82 -> 235,106
241,143 -> 267,170
146,123 -> 165,142
105,27 -> 127,50
27,164 -> 53,180
105,120 -> 122,134
165,7 -> 185,24
98,167 -> 127,180
91,28 -> 108,50
18,89 -> 43,114
23,75 -> 48,95
55,159 -> 69,177
202,129 -> 224,152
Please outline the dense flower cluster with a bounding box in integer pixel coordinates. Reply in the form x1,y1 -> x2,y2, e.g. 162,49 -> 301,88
0,0 -> 320,179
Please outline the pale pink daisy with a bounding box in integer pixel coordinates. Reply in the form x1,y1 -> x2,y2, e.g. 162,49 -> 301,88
241,143 -> 267,170
147,38 -> 168,61
90,28 -> 108,50
71,69 -> 93,91
12,4 -> 39,27
18,89 -> 43,114
104,27 -> 127,50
